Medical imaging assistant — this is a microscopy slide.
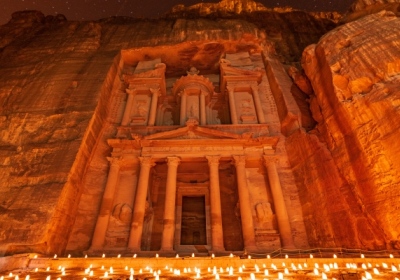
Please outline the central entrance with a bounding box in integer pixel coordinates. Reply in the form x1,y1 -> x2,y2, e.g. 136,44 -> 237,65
181,196 -> 207,245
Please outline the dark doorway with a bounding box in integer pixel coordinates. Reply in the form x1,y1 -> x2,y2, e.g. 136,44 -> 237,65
181,196 -> 207,245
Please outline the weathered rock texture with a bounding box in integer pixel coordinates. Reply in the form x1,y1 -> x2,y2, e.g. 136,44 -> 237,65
1,0 -> 399,256
287,11 -> 400,249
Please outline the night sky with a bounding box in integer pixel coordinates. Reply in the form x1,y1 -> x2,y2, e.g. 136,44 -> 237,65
1,0 -> 354,25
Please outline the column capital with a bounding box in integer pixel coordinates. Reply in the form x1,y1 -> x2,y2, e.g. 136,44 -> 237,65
233,155 -> 246,167
263,155 -> 279,166
139,156 -> 156,167
226,85 -> 235,94
179,90 -> 187,97
251,84 -> 259,93
166,156 -> 181,167
107,156 -> 122,167
126,88 -> 138,95
206,155 -> 221,166
150,87 -> 161,96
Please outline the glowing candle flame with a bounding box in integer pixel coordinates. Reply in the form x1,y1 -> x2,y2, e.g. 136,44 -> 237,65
373,268 -> 379,275
365,272 -> 372,280
310,254 -> 313,258
133,254 -> 137,258
284,268 -> 289,274
333,254 -> 337,258
85,255 -> 87,258
278,272 -> 284,280
104,272 -> 108,277
25,276 -> 29,280
361,254 -> 365,258
102,254 -> 105,258
46,267 -> 50,272
230,253 -> 234,258
117,254 -> 121,258
53,254 -> 57,259
392,265 -> 398,272
264,269 -> 269,276
314,268 -> 319,275
46,276 -> 50,280
390,254 -> 394,258
250,273 -> 255,280
382,263 -> 388,269
267,255 -> 270,259
68,254 -> 71,258
322,272 -> 327,280
34,268 -> 38,272
192,253 -> 195,257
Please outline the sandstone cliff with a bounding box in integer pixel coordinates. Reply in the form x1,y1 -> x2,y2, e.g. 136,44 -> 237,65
287,10 -> 400,249
0,6 -> 335,255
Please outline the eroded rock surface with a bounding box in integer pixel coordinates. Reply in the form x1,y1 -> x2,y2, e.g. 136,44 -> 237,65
288,11 -> 400,249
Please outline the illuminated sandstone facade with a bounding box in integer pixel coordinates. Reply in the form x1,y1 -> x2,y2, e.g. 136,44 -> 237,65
85,52 -> 308,254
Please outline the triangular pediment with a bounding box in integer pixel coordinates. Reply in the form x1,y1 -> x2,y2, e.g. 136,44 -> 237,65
141,122 -> 245,140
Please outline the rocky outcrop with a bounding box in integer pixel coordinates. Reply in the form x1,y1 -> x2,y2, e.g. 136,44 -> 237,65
287,11 -> 400,249
350,0 -> 400,11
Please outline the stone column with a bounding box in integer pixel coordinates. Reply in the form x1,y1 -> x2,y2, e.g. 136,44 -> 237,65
127,157 -> 155,251
251,85 -> 266,124
227,86 -> 238,125
121,88 -> 136,126
148,88 -> 160,126
90,157 -> 121,250
206,156 -> 225,252
233,155 -> 257,251
200,91 -> 207,125
180,91 -> 187,125
263,156 -> 295,249
161,157 -> 181,251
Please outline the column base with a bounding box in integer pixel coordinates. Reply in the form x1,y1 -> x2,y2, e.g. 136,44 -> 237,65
244,245 -> 259,253
210,247 -> 225,253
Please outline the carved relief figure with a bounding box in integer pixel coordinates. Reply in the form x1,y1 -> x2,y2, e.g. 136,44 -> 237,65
136,100 -> 148,117
112,203 -> 133,224
256,202 -> 274,230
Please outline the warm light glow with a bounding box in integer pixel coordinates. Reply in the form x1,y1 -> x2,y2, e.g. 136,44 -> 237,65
192,253 -> 195,257
278,272 -> 284,280
118,254 -> 121,258
68,254 -> 71,258
284,268 -> 289,274
322,272 -> 327,280
314,268 -> 319,275
53,254 -> 57,259
361,254 -> 365,258
373,268 -> 380,275
310,254 -> 313,258
390,254 -> 394,258
264,269 -> 269,276
392,265 -> 398,272
365,271 -> 372,280
25,276 -> 29,280
133,254 -> 137,258
333,254 -> 337,258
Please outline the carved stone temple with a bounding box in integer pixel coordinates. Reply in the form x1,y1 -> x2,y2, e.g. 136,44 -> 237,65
82,51 -> 308,255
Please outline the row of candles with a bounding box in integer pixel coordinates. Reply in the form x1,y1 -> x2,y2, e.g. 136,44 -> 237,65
1,253 -> 399,280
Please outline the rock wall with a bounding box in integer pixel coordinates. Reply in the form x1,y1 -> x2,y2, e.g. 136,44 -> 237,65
287,11 -> 400,249
0,7 -> 335,255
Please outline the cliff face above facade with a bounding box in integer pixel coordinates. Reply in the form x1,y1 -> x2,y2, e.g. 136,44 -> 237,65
287,11 -> 400,249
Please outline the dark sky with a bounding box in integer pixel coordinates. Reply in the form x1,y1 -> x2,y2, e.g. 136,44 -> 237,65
1,0 -> 354,25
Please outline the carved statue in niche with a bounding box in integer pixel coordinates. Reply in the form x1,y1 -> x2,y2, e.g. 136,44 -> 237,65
241,98 -> 253,114
189,104 -> 198,118
112,203 -> 132,224
256,202 -> 274,230
135,100 -> 148,117
163,111 -> 174,125
141,200 -> 154,250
